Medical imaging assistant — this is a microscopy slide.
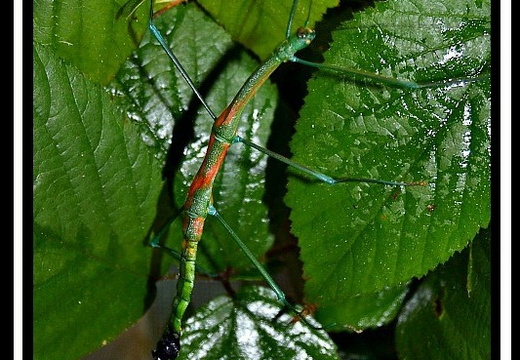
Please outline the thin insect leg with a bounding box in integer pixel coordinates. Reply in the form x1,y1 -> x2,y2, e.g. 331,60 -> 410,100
149,216 -> 178,249
148,3 -> 217,120
234,136 -> 424,187
292,57 -> 487,89
285,0 -> 300,39
208,205 -> 325,331
119,0 -> 147,19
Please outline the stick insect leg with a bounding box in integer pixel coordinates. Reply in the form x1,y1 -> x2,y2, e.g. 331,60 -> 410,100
233,136 -> 425,187
208,205 -> 325,331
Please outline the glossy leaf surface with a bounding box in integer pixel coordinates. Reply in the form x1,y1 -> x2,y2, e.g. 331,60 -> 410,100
286,0 -> 491,328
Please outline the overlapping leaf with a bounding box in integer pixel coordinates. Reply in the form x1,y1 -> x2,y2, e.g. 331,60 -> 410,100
395,229 -> 491,359
198,0 -> 339,59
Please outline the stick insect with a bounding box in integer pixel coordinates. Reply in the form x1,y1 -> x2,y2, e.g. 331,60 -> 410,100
117,0 -> 491,358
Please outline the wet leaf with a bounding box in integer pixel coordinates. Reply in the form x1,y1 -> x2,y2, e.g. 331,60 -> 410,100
286,0 -> 491,326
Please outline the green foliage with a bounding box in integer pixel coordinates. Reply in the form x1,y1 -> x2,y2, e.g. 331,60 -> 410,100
32,0 -> 491,359
395,229 -> 491,359
177,286 -> 339,359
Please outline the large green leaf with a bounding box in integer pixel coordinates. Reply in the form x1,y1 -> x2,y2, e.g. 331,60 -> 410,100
33,43 -> 164,359
286,0 -> 491,329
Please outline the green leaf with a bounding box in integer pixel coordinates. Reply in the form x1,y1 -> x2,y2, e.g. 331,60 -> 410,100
286,0 -> 491,326
33,43 -> 164,359
177,286 -> 339,360
316,283 -> 410,332
395,228 -> 491,359
197,0 -> 339,59
33,0 -> 149,84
